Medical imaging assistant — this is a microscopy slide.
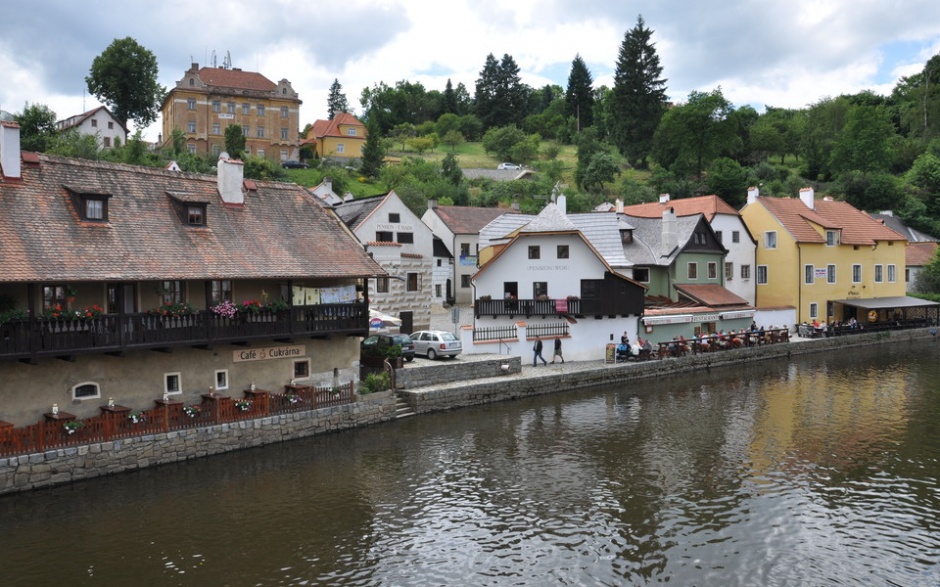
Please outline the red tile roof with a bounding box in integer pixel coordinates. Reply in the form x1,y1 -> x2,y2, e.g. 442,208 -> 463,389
757,196 -> 906,245
308,112 -> 366,140
430,205 -> 519,234
674,284 -> 749,308
197,67 -> 276,92
907,241 -> 938,267
623,195 -> 739,221
0,154 -> 384,283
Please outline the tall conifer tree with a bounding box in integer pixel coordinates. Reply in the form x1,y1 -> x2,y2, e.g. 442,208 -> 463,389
565,55 -> 595,131
327,78 -> 349,120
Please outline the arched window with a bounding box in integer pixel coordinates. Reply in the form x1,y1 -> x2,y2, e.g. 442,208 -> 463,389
73,382 -> 100,400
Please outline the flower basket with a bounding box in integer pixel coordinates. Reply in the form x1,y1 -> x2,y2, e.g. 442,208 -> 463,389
183,404 -> 201,418
210,300 -> 239,319
128,411 -> 145,424
63,421 -> 84,435
286,393 -> 302,405
234,399 -> 253,412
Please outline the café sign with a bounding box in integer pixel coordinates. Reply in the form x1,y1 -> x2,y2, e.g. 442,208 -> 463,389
233,344 -> 306,363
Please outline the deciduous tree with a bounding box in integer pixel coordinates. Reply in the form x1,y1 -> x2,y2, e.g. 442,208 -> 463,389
85,37 -> 164,129
14,103 -> 58,152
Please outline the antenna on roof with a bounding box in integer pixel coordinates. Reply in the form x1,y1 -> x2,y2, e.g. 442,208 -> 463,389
224,50 -> 232,70
211,50 -> 216,68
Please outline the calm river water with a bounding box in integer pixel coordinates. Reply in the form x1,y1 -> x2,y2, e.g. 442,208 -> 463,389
2,340 -> 940,586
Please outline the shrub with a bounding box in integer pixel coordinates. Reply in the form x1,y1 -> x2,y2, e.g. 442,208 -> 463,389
360,372 -> 391,394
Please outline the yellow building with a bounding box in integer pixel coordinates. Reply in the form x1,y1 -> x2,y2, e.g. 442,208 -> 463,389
161,63 -> 302,163
304,112 -> 367,161
740,188 -> 907,324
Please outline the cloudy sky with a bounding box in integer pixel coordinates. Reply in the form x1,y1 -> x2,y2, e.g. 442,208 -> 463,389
2,0 -> 940,143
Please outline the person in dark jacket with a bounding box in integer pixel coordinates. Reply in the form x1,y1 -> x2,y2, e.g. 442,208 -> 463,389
550,337 -> 564,364
533,337 -> 548,366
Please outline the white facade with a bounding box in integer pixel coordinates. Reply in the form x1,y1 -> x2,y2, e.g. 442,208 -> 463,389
711,213 -> 757,305
56,106 -> 127,149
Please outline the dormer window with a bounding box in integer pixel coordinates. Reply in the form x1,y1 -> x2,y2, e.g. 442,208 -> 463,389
620,229 -> 633,244
826,230 -> 838,246
188,205 -> 206,226
84,197 -> 107,221
167,191 -> 209,227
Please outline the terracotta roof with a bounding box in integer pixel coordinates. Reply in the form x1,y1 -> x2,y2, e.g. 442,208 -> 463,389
623,195 -> 739,221
674,284 -> 749,308
308,112 -> 366,140
756,196 -> 906,245
430,205 -> 519,234
0,154 -> 384,283
197,67 -> 276,92
907,241 -> 938,267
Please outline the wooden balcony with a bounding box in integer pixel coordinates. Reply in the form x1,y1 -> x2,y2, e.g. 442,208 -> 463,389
0,303 -> 368,362
475,297 -> 634,318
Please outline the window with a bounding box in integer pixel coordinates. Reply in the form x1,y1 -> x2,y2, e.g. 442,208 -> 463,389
215,370 -> 229,391
210,280 -> 232,304
42,284 -> 67,310
257,148 -> 265,159
853,264 -> 862,283
242,103 -> 250,115
336,143 -> 345,154
280,128 -> 288,140
693,231 -> 707,245
212,100 -> 221,113
389,213 -> 401,223
460,243 -> 470,257
83,197 -> 107,221
757,265 -> 768,285
528,246 -> 541,259
187,143 -> 196,154
633,267 -> 650,282
827,264 -> 836,284
888,264 -> 896,282
875,265 -> 883,283
108,121 -> 114,130
809,302 -> 818,319
460,275 -> 471,288
764,231 -> 777,249
212,123 -> 221,135
256,126 -> 265,138
103,137 -> 111,148
533,282 -> 548,298
187,98 -> 196,110
160,281 -> 185,306
688,262 -> 698,279
826,230 -> 838,246
376,231 -> 393,242
741,264 -> 751,280
256,104 -> 265,116
725,262 -> 733,281
406,273 -> 419,292
73,382 -> 100,400
280,106 -> 289,118
715,230 -> 723,243
212,145 -> 221,156
189,78 -> 195,87
376,277 -> 389,293
187,121 -> 196,133
187,205 -> 206,226
280,150 -> 288,161
708,262 -> 717,279
805,265 -> 815,285
435,284 -> 442,297
293,359 -> 310,379
242,125 -> 250,136
165,373 -> 182,395
397,232 -> 414,244
227,102 -> 235,114
557,245 -> 569,259
91,119 -> 98,128
732,231 -> 740,243
348,127 -> 357,136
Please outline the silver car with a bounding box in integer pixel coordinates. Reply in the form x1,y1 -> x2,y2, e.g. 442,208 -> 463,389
411,330 -> 462,359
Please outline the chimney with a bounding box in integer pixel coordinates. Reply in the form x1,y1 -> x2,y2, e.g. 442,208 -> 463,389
799,187 -> 815,210
615,198 -> 623,214
428,198 -> 438,210
0,121 -> 22,179
217,152 -> 245,205
557,194 -> 567,216
659,193 -> 670,204
747,186 -> 759,204
662,207 -> 678,256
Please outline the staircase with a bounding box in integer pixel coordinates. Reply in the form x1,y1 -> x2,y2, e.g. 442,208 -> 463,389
394,392 -> 415,419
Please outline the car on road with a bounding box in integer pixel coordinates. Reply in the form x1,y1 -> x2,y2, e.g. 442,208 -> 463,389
361,333 -> 415,361
497,162 -> 521,170
281,160 -> 309,169
410,330 -> 462,360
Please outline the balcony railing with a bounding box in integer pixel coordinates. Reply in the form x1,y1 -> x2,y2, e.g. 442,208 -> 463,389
0,303 -> 368,361
475,298 -> 583,318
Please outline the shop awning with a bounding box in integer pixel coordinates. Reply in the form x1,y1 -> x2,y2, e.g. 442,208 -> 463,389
830,296 -> 940,310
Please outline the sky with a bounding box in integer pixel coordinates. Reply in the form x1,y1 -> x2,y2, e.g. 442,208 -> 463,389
2,0 -> 940,144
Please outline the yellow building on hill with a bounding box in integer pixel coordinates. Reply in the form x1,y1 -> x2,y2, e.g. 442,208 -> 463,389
740,188 -> 908,325
304,112 -> 366,162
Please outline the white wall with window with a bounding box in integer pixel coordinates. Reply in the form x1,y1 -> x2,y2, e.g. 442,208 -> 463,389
710,212 -> 756,305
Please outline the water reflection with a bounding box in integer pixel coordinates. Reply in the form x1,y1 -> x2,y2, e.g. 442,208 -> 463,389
2,341 -> 939,586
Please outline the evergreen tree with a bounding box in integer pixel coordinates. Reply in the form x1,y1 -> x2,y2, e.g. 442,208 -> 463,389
327,78 -> 349,120
443,79 -> 458,115
441,152 -> 463,186
360,116 -> 385,179
224,124 -> 246,159
474,53 -> 528,130
609,15 -> 668,168
565,54 -> 594,131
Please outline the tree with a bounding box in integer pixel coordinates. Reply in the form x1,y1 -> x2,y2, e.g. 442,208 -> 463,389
474,53 -> 529,130
14,103 -> 58,152
829,103 -> 895,176
651,88 -> 738,178
360,116 -> 385,179
327,78 -> 349,120
441,130 -> 465,151
565,55 -> 594,131
85,37 -> 164,128
224,124 -> 246,159
608,16 -> 668,168
442,79 -> 458,115
482,125 -> 527,161
441,152 -> 463,186
705,157 -> 749,206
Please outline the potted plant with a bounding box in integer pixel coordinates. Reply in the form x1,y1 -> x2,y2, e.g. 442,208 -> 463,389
183,404 -> 201,418
65,287 -> 78,304
128,411 -> 145,424
63,420 -> 84,435
234,399 -> 253,412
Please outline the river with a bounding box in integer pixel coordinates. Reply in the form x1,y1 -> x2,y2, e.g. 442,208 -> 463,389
2,340 -> 939,586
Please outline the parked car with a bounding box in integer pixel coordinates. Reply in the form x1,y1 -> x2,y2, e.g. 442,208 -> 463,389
497,162 -> 521,170
361,333 -> 415,361
411,330 -> 462,359
281,160 -> 309,169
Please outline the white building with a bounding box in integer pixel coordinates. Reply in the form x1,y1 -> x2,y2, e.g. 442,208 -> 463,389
56,106 -> 127,149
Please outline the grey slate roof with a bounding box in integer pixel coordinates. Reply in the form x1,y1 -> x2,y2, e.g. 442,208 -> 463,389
333,194 -> 385,231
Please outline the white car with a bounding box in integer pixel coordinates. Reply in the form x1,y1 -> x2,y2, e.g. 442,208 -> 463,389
410,330 -> 463,359
497,162 -> 521,170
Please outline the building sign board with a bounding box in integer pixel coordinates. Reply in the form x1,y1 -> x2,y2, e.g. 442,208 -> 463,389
233,344 -> 306,363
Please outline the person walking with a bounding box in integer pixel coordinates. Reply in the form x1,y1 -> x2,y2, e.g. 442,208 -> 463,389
550,337 -> 565,364
532,337 -> 547,366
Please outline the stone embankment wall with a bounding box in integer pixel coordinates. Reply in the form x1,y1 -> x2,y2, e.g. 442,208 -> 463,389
0,392 -> 396,495
397,355 -> 522,388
